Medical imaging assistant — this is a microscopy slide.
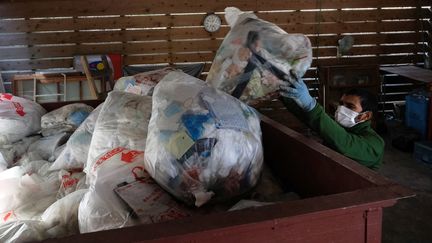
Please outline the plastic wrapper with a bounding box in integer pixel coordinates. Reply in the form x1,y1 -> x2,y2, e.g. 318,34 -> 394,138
0,136 -> 41,172
41,103 -> 94,134
84,91 -> 152,184
145,70 -> 263,207
0,93 -> 46,146
206,7 -> 312,104
79,148 -> 190,233
50,104 -> 103,171
113,67 -> 174,96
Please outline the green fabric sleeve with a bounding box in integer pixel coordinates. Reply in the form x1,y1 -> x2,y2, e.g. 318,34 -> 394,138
281,97 -> 384,169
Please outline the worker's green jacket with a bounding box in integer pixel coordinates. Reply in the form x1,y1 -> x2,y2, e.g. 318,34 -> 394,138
282,98 -> 384,170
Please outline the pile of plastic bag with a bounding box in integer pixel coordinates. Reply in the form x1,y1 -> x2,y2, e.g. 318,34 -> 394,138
79,91 -> 190,233
145,70 -> 263,207
206,7 -> 312,104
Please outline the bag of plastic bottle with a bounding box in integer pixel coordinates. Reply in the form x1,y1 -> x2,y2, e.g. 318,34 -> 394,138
145,70 -> 263,207
206,7 -> 312,104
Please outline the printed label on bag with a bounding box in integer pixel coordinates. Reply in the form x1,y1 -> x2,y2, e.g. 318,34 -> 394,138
93,147 -> 126,171
2,210 -> 15,222
61,174 -> 80,189
93,148 -> 144,171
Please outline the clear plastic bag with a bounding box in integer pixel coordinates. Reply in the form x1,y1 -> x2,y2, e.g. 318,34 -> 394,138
50,104 -> 103,171
145,70 -> 263,207
0,94 -> 46,145
206,7 -> 312,104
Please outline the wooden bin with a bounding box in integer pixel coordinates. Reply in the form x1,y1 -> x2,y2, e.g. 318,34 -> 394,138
41,102 -> 413,243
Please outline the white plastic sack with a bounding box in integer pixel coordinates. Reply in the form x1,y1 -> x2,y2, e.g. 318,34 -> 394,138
41,103 -> 93,132
206,7 -> 312,104
50,104 -> 103,171
0,94 -> 46,145
114,67 -> 173,96
84,91 -> 152,183
145,70 -> 263,207
79,148 -> 189,233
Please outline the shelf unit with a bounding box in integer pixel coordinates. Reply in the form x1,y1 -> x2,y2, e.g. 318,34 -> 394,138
318,64 -> 380,115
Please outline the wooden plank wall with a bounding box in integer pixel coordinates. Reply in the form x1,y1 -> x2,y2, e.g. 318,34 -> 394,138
0,0 -> 430,116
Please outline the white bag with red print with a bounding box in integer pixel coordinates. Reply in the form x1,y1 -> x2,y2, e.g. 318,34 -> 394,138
0,94 -> 46,145
78,148 -> 189,233
84,91 -> 152,184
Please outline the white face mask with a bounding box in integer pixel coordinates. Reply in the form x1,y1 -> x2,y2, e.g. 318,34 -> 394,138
334,105 -> 364,128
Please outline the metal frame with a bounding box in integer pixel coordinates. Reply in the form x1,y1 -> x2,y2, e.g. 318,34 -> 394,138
33,73 -> 67,102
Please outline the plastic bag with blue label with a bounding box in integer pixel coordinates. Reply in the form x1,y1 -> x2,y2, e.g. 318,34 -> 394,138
50,104 -> 103,171
40,103 -> 94,136
145,70 -> 263,207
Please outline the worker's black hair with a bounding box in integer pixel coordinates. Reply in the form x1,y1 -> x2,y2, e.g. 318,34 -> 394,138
343,88 -> 378,114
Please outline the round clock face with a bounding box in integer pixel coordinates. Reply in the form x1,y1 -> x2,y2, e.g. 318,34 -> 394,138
203,14 -> 221,33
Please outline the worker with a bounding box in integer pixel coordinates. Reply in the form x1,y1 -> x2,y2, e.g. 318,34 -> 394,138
279,76 -> 384,170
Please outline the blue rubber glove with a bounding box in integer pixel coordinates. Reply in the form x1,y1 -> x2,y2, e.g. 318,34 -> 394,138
280,79 -> 316,112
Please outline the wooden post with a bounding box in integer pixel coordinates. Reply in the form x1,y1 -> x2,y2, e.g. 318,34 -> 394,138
80,55 -> 99,99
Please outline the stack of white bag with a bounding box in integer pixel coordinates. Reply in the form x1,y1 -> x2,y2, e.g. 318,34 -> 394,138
145,70 -> 263,207
0,158 -> 87,242
25,103 -> 94,163
206,7 -> 312,104
0,94 -> 46,171
79,91 -> 190,233
50,104 -> 103,171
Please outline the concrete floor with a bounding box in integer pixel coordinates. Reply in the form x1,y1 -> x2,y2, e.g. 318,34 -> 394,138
379,135 -> 432,243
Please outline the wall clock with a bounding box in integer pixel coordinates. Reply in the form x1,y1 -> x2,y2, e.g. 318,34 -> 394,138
203,14 -> 222,33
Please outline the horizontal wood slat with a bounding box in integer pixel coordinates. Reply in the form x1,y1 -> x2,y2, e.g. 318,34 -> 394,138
1,31 -> 426,48
1,0 -> 429,18
1,8 -> 429,33
0,0 -> 429,77
1,42 -> 425,60
1,53 -> 424,71
0,59 -> 73,70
